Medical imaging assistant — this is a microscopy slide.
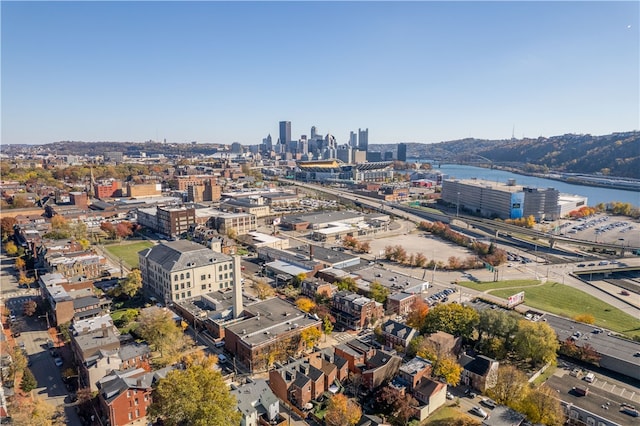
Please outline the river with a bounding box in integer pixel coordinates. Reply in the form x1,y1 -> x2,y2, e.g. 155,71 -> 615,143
409,162 -> 639,207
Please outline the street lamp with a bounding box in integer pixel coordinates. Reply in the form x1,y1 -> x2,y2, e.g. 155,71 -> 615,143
456,192 -> 460,217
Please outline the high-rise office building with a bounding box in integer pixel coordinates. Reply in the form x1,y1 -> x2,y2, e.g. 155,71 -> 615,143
279,121 -> 291,151
310,126 -> 317,139
358,128 -> 368,152
231,142 -> 242,154
349,131 -> 358,148
398,143 -> 407,161
263,134 -> 273,152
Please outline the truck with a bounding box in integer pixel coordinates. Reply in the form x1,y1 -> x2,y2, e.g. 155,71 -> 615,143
621,407 -> 639,417
572,386 -> 589,396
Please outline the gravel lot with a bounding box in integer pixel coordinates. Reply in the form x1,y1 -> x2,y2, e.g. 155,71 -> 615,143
362,219 -> 474,263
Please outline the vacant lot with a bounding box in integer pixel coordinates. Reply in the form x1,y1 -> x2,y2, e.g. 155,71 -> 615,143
426,405 -> 480,425
458,279 -> 640,339
364,220 -> 472,264
104,241 -> 154,269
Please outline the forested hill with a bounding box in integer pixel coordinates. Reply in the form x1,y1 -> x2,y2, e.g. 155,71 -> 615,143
377,131 -> 640,178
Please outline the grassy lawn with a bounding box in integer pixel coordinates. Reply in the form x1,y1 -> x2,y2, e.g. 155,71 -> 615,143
531,363 -> 557,387
104,241 -> 154,269
425,405 -> 480,425
457,279 -> 542,292
485,281 -> 640,339
110,308 -> 141,334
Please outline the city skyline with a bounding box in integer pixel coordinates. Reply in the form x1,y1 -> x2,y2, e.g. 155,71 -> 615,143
2,1 -> 638,146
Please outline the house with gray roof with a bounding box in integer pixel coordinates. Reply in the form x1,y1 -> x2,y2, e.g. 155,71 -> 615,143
231,378 -> 283,426
460,353 -> 499,392
380,319 -> 417,349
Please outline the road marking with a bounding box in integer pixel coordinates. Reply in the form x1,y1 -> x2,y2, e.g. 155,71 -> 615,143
611,384 -> 616,393
620,388 -> 626,396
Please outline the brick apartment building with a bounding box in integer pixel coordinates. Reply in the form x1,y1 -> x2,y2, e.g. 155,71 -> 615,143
94,180 -> 122,199
331,291 -> 384,331
98,366 -> 174,426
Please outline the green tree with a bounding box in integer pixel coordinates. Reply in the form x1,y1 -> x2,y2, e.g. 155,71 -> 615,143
58,321 -> 72,343
118,269 -> 142,298
136,307 -> 189,362
477,309 -> 519,342
70,221 -> 88,240
369,281 -> 389,304
20,368 -> 37,393
513,320 -> 559,366
323,315 -> 334,337
336,277 -> 357,292
422,303 -> 479,338
149,364 -> 241,426
486,365 -> 529,407
519,386 -> 564,426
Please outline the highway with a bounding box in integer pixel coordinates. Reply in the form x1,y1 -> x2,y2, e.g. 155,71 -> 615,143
283,180 -> 640,319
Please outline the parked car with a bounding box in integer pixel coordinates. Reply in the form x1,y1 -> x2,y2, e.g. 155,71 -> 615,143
470,406 -> 488,418
480,398 -> 497,409
446,392 -> 454,400
572,386 -> 589,396
54,357 -> 64,367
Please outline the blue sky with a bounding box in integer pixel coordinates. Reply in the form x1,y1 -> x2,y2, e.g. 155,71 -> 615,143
2,1 -> 638,145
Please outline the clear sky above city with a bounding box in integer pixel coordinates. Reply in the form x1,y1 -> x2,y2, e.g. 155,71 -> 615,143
2,1 -> 638,146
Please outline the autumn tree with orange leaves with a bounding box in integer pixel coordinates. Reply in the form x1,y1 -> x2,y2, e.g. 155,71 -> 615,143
324,394 -> 362,426
406,299 -> 429,330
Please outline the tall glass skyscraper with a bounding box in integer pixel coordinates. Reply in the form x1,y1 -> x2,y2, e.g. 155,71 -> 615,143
358,128 -> 368,152
398,143 -> 407,161
279,121 -> 291,151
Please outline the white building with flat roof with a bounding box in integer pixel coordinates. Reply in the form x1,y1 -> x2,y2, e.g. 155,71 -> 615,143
442,178 -> 586,220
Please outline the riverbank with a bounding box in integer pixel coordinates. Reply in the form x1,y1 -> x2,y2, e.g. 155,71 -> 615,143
476,164 -> 640,193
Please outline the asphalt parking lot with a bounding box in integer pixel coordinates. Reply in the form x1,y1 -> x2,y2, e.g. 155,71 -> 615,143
559,214 -> 640,249
547,368 -> 640,425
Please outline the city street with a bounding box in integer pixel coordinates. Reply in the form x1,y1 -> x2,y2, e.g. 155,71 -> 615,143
2,253 -> 83,425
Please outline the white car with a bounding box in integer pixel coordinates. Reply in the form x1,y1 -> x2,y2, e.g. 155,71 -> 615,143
470,406 -> 488,418
480,398 -> 497,409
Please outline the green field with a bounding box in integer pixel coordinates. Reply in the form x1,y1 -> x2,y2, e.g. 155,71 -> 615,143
426,405 -> 480,425
457,279 -> 541,292
458,279 -> 640,339
104,241 -> 154,269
